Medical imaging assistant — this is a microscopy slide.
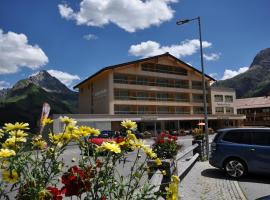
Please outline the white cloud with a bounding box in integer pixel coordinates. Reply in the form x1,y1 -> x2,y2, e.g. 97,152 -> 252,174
0,81 -> 10,89
221,67 -> 248,80
209,73 -> 218,79
83,34 -> 98,40
203,53 -> 220,61
129,39 -> 212,58
0,29 -> 48,74
47,69 -> 80,87
58,0 -> 177,32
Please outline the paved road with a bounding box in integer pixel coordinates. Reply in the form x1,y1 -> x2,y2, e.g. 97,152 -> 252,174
180,161 -> 247,200
238,174 -> 270,200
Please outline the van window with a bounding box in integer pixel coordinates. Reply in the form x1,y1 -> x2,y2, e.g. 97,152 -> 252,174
222,131 -> 251,144
252,131 -> 270,146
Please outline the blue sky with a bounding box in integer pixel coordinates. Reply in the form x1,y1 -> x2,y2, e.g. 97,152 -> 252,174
0,0 -> 270,89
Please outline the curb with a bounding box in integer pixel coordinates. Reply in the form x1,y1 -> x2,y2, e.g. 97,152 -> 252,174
233,181 -> 248,200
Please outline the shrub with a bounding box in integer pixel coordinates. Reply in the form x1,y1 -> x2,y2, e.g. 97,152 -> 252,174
192,128 -> 204,140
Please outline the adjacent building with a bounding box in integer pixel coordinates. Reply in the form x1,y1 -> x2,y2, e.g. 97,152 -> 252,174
53,53 -> 245,133
236,96 -> 270,127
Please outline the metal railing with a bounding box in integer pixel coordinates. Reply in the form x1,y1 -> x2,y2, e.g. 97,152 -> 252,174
114,95 -> 190,102
114,78 -> 190,89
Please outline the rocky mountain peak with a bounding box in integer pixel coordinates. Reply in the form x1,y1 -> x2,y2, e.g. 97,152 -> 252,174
12,70 -> 73,94
250,48 -> 270,68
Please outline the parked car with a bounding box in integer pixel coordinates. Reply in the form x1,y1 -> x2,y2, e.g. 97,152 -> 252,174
209,128 -> 270,178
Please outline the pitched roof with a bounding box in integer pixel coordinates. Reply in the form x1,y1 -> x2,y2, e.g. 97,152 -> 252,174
235,96 -> 270,109
74,52 -> 215,88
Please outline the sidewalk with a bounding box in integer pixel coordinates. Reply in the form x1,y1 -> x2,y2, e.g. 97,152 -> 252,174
179,161 -> 247,200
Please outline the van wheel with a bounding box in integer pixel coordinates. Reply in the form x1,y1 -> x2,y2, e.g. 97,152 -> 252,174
224,159 -> 246,178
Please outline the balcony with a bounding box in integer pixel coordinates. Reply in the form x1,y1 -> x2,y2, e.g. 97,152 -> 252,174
114,95 -> 190,103
114,77 -> 189,89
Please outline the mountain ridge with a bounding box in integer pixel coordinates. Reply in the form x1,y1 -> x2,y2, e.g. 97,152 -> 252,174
0,70 -> 78,131
214,48 -> 270,98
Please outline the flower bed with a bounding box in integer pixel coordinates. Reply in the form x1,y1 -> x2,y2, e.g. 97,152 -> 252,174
152,133 -> 182,159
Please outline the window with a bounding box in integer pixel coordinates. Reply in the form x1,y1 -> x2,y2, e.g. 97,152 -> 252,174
175,80 -> 189,88
176,93 -> 189,102
114,74 -> 128,84
192,81 -> 202,90
114,90 -> 129,100
214,95 -> 223,102
156,78 -> 168,87
222,131 -> 251,144
226,107 -> 234,114
137,91 -> 148,100
176,107 -> 189,114
252,131 -> 270,146
157,106 -> 169,114
193,107 -> 204,114
262,108 -> 270,113
138,106 -> 148,114
225,95 -> 233,102
192,94 -> 203,102
157,93 -> 169,101
215,107 -> 224,114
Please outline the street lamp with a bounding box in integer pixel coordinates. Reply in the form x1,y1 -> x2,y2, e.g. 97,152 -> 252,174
176,16 -> 209,159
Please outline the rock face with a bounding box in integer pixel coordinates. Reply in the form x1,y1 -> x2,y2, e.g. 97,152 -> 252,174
13,70 -> 73,94
214,48 -> 270,98
0,70 -> 78,131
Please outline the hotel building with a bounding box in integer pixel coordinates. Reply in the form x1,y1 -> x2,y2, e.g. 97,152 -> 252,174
53,53 -> 245,133
236,96 -> 270,127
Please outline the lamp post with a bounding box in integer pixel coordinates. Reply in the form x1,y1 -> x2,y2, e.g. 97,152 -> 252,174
176,16 -> 209,159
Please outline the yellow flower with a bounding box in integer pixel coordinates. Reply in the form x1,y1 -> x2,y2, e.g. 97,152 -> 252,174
0,129 -> 4,138
42,118 -> 53,126
2,169 -> 19,183
9,130 -> 28,138
0,148 -> 16,158
31,136 -> 47,150
65,125 -> 78,133
38,189 -> 47,200
59,132 -> 71,142
121,120 -> 137,130
60,116 -> 77,125
166,175 -> 180,200
162,170 -> 167,176
142,146 -> 157,159
49,133 -> 60,144
97,142 -> 121,154
7,136 -> 26,143
155,158 -> 162,166
89,128 -> 100,136
171,175 -> 180,183
3,122 -> 29,131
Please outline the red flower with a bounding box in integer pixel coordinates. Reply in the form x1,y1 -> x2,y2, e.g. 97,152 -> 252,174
172,136 -> 177,141
61,166 -> 91,197
47,186 -> 63,200
157,139 -> 165,144
101,196 -> 107,200
115,137 -> 125,143
159,133 -> 166,138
